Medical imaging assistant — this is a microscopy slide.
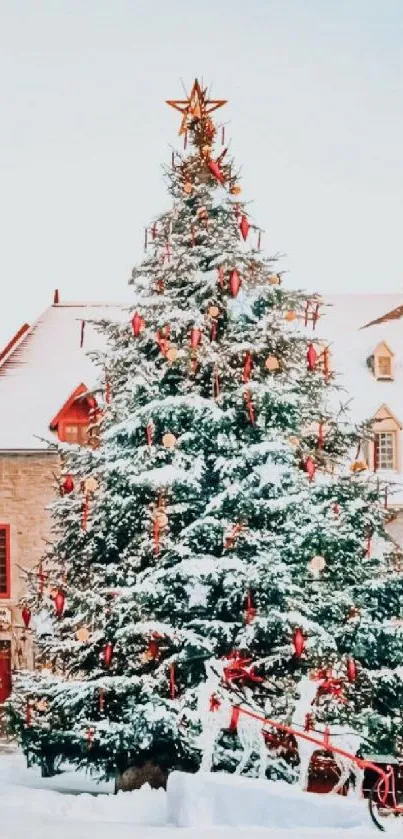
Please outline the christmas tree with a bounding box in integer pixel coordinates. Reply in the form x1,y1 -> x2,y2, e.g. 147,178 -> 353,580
9,80 -> 403,784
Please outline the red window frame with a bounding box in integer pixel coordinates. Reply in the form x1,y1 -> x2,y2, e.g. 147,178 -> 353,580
0,525 -> 10,599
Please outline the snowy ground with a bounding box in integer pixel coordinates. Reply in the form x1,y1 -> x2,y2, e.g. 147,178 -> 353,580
0,748 -> 398,839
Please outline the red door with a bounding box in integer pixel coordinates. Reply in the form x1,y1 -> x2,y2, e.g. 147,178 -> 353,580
0,641 -> 11,703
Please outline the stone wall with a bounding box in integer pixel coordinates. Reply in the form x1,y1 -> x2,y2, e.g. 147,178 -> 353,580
0,452 -> 59,673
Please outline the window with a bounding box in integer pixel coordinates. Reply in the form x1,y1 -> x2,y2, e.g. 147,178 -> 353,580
372,342 -> 394,380
0,526 -> 10,598
374,432 -> 396,470
62,423 -> 88,445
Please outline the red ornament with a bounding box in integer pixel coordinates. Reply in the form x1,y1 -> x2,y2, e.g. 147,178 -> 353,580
81,498 -> 89,531
169,662 -> 177,699
292,627 -> 305,658
303,456 -> 316,481
239,215 -> 250,241
146,422 -> 154,446
304,712 -> 314,732
347,658 -> 357,682
207,158 -> 224,184
209,693 -> 221,712
151,221 -> 158,240
217,266 -> 225,288
245,590 -> 256,624
54,590 -> 65,618
190,327 -> 202,350
25,699 -> 32,727
228,705 -> 240,732
131,312 -> 145,337
229,269 -> 242,297
61,476 -> 74,495
318,421 -> 324,450
307,343 -> 317,371
98,689 -> 106,713
103,642 -> 114,668
242,352 -> 253,384
21,607 -> 31,628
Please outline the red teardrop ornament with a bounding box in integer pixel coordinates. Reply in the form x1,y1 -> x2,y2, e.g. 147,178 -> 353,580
239,215 -> 250,241
190,328 -> 202,350
131,312 -> 145,337
346,658 -> 357,682
21,607 -> 31,628
103,642 -> 114,669
304,456 -> 316,481
307,343 -> 317,371
62,476 -> 74,494
207,159 -> 224,184
54,590 -> 65,618
229,269 -> 241,297
292,627 -> 305,658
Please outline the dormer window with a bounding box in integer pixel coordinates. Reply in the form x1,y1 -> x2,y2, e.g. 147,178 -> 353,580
369,404 -> 402,472
370,341 -> 394,380
49,383 -> 98,446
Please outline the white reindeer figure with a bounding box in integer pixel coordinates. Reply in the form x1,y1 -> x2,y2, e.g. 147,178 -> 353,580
292,675 -> 364,798
197,659 -> 269,779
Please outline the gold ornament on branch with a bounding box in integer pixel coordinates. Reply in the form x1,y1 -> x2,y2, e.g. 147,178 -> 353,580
208,305 -> 220,318
166,347 -> 178,363
76,626 -> 91,643
288,436 -> 300,448
284,311 -> 297,322
268,273 -> 281,285
308,555 -> 326,574
265,355 -> 280,371
162,432 -> 177,449
154,510 -> 169,529
183,182 -> 193,194
230,184 -> 242,195
350,460 -> 367,473
83,477 -> 99,494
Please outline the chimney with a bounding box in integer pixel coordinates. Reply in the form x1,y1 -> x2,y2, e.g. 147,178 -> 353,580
53,289 -> 60,305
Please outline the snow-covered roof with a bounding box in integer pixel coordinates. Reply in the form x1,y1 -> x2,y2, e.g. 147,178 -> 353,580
0,301 -> 126,451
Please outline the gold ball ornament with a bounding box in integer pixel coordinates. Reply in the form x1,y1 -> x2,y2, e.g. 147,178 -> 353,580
162,432 -> 177,449
284,311 -> 297,322
83,476 -> 99,494
308,555 -> 326,573
183,182 -> 193,194
201,144 -> 212,157
350,460 -> 368,473
268,273 -> 281,285
288,436 -> 300,448
265,355 -> 280,371
166,347 -> 178,363
230,185 -> 242,195
154,510 -> 169,529
76,626 -> 91,643
49,587 -> 59,598
208,305 -> 220,318
36,698 -> 49,712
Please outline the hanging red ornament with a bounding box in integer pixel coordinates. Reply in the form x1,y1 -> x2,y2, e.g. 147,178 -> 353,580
131,312 -> 145,337
209,693 -> 221,712
207,158 -> 225,184
346,658 -> 357,682
61,476 -> 74,495
239,215 -> 250,241
229,269 -> 242,297
303,456 -> 316,481
333,502 -> 340,517
323,347 -> 330,382
190,327 -> 202,350
21,607 -> 31,629
105,378 -> 111,404
366,532 -> 372,558
151,221 -> 157,240
242,352 -> 253,384
318,421 -> 324,450
292,627 -> 305,658
228,705 -> 240,732
98,689 -> 105,713
244,390 -> 255,424
169,662 -> 177,699
54,590 -> 65,618
81,497 -> 89,531
217,266 -> 225,289
103,642 -> 114,669
146,422 -> 154,447
224,522 -> 244,551
87,727 -> 95,748
244,590 -> 256,624
307,343 -> 317,371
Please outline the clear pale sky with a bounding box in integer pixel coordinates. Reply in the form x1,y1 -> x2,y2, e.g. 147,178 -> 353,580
1,0 -> 402,346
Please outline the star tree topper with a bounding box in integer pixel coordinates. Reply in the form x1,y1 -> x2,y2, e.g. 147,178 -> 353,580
166,79 -> 227,135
